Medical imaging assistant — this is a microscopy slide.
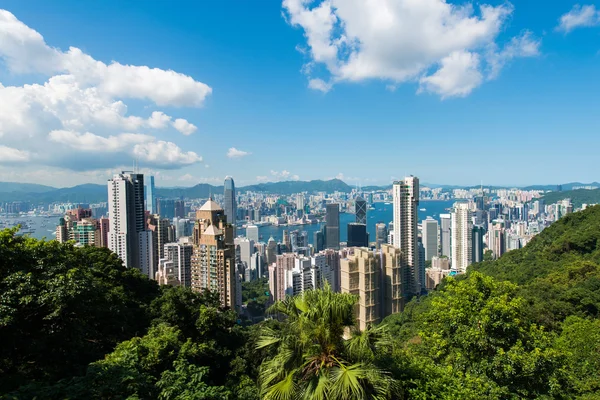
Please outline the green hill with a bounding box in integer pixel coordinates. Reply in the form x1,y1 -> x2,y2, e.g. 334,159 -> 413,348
541,188 -> 600,208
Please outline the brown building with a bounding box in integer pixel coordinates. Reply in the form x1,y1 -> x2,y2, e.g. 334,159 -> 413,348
191,199 -> 239,311
340,248 -> 380,331
381,244 -> 405,316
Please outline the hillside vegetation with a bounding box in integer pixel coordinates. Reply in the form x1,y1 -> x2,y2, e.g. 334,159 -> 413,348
541,188 -> 600,208
1,206 -> 600,399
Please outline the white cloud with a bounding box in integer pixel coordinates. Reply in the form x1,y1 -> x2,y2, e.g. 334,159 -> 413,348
173,118 -> 197,135
0,9 -> 208,171
227,147 -> 251,158
256,175 -> 269,182
0,145 -> 31,162
271,170 -> 300,181
282,0 -> 540,97
556,4 -> 600,33
132,141 -> 202,169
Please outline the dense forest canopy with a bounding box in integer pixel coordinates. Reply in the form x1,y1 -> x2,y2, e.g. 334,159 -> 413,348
1,206 -> 600,399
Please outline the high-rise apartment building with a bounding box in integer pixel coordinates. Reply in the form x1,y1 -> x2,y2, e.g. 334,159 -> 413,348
268,253 -> 296,302
156,241 -> 194,287
340,248 -> 380,331
488,221 -> 506,259
381,244 -> 406,316
422,216 -> 439,261
108,172 -> 153,277
439,214 -> 451,258
145,175 -> 156,214
191,199 -> 239,311
355,196 -> 367,225
451,202 -> 473,272
224,177 -> 237,235
392,176 -> 420,294
326,203 -> 340,250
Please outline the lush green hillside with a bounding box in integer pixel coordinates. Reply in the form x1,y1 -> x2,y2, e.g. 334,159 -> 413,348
541,188 -> 600,208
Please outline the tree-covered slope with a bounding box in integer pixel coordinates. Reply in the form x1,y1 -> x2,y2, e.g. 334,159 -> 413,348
541,188 -> 600,209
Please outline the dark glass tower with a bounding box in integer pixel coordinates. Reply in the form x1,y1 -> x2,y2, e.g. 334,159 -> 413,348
355,196 -> 367,225
326,203 -> 340,250
347,223 -> 368,247
224,177 -> 236,235
472,225 -> 485,263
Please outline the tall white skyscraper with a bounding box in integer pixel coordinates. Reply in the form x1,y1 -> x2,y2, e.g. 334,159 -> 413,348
451,202 -> 473,272
422,217 -> 439,261
108,172 -> 153,276
246,224 -> 259,243
393,176 -> 420,293
145,175 -> 156,214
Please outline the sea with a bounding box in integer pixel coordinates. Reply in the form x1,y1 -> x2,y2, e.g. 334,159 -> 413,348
2,200 -> 455,244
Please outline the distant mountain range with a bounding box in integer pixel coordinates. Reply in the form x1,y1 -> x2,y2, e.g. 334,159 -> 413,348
0,180 -> 598,204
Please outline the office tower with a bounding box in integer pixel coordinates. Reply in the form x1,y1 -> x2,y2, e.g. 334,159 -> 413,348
282,230 -> 291,252
269,253 -> 296,302
381,244 -> 405,315
392,176 -> 420,294
439,214 -> 451,258
156,241 -> 193,286
422,217 -> 439,261
108,172 -> 153,277
472,225 -> 485,263
290,230 -> 308,252
145,175 -> 156,214
147,214 -> 172,279
157,198 -> 175,220
296,194 -> 305,213
234,237 -> 255,272
375,223 -> 387,249
250,252 -> 264,280
488,221 -> 505,259
347,223 -> 368,247
174,200 -> 185,218
355,196 -> 367,225
266,237 -> 277,265
321,248 -> 341,291
191,198 -> 238,311
224,177 -> 237,235
246,224 -> 259,243
313,229 -> 325,252
340,248 -> 380,331
326,203 -> 340,250
451,202 -> 473,272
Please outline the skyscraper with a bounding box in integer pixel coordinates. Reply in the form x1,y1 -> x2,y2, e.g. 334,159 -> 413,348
422,216 -> 439,261
375,222 -> 388,249
108,172 -> 153,277
472,225 -> 485,263
190,198 -> 239,311
224,177 -> 237,235
451,202 -> 473,272
439,214 -> 451,258
246,224 -> 259,242
381,244 -> 406,315
355,196 -> 367,225
347,223 -> 368,247
145,175 -> 156,214
326,203 -> 340,250
156,241 -> 194,287
392,176 -> 420,294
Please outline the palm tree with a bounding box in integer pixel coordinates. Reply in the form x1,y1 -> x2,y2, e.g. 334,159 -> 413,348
257,284 -> 399,400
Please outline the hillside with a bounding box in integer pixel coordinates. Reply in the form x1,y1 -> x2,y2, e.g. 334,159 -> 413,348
0,182 -> 56,193
541,188 -> 600,209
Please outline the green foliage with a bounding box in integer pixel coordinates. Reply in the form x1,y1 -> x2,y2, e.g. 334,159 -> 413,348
257,284 -> 399,400
0,228 -> 159,391
242,277 -> 270,318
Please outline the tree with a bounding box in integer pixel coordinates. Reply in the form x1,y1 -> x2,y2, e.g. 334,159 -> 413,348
257,284 -> 399,400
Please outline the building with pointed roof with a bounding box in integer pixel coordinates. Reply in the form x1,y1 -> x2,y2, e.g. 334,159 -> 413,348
191,198 -> 240,312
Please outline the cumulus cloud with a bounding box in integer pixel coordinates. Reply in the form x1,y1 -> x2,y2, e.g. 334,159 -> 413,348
556,4 -> 600,33
132,141 -> 202,169
282,0 -> 540,97
256,175 -> 269,182
227,147 -> 251,158
0,145 -> 31,162
173,118 -> 197,135
0,9 -> 207,171
271,170 -> 300,181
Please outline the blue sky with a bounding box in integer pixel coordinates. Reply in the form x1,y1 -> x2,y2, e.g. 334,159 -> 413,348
0,0 -> 599,188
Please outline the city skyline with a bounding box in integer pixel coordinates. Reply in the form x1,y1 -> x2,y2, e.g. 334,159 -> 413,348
1,1 -> 600,187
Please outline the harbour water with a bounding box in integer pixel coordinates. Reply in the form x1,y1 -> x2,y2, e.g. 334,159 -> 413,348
1,200 -> 455,244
